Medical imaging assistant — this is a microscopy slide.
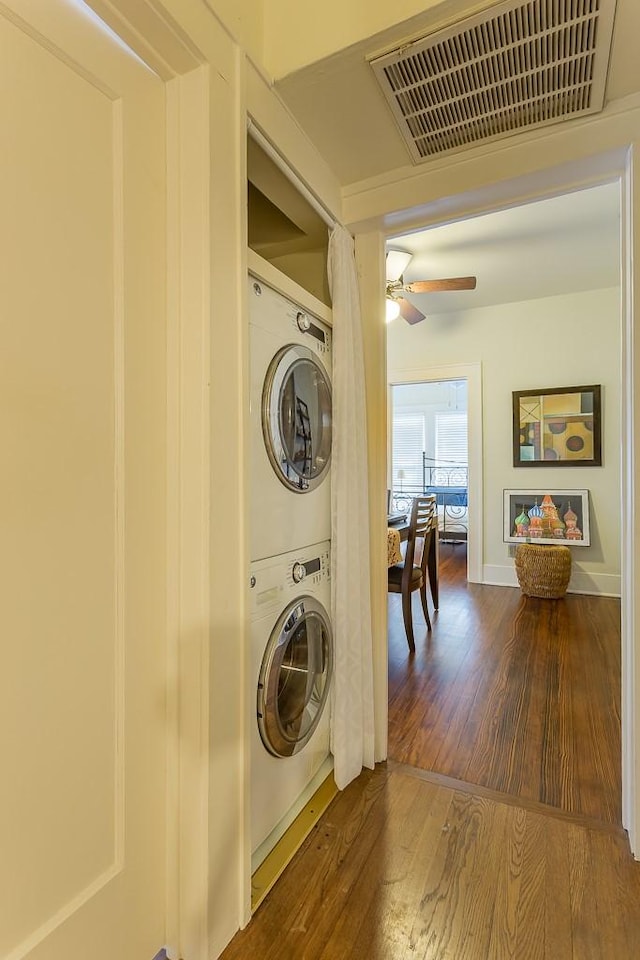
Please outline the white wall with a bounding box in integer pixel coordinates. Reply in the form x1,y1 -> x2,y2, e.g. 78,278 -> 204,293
388,286 -> 622,595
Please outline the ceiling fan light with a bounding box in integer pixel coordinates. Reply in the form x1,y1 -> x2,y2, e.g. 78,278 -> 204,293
385,249 -> 412,283
386,298 -> 401,323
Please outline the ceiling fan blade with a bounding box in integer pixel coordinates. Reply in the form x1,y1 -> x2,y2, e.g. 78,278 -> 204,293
397,297 -> 425,325
406,276 -> 477,293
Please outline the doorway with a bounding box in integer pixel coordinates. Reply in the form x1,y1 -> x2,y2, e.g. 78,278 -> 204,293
390,378 -> 469,556
388,362 -> 483,585
384,181 -> 623,829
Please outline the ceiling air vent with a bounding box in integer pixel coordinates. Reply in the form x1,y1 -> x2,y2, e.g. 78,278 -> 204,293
370,0 -> 617,162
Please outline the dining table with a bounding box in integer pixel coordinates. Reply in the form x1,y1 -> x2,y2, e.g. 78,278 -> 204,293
387,515 -> 440,609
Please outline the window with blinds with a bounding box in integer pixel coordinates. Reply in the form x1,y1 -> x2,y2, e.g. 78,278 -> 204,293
435,412 -> 468,484
391,381 -> 468,494
435,412 -> 468,463
391,413 -> 424,490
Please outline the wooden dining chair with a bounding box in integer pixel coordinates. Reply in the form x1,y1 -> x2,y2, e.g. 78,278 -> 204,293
387,494 -> 437,652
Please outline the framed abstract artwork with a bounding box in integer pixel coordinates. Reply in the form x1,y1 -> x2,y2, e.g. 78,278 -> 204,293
503,489 -> 591,546
512,384 -> 601,467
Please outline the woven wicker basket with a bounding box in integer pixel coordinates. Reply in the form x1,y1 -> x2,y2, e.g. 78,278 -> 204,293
514,543 -> 572,599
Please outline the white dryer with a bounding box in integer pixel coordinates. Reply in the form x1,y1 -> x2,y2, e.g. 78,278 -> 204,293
249,541 -> 333,871
249,275 -> 332,561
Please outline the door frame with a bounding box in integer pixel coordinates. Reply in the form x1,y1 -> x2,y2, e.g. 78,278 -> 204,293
87,3 -> 247,958
620,155 -> 636,850
387,362 -> 483,583
3,0 -> 223,955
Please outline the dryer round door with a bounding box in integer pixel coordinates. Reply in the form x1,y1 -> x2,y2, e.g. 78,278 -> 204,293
258,595 -> 333,758
262,344 -> 332,492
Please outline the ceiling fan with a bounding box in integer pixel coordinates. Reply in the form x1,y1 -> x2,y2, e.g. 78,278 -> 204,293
386,249 -> 477,324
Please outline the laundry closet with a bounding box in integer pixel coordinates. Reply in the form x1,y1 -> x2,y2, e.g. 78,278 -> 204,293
245,133 -> 335,897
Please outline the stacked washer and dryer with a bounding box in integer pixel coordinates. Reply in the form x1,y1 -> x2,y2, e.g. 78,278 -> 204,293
248,273 -> 334,872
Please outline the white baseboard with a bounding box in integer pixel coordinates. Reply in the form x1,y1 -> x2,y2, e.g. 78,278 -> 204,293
482,563 -> 621,598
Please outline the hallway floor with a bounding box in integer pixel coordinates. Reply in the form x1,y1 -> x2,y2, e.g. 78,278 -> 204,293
221,545 -> 640,958
388,545 -> 621,824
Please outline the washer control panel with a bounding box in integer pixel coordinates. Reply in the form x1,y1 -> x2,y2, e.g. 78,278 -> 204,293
292,561 -> 306,583
248,541 -> 331,619
288,549 -> 330,587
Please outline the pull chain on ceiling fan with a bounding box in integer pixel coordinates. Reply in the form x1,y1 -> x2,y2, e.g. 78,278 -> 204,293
386,248 -> 477,324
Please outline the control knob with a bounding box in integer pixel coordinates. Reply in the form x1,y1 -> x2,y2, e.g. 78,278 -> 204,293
292,562 -> 306,583
296,311 -> 310,332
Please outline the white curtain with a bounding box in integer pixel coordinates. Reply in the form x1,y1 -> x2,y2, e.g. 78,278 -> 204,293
327,224 -> 375,790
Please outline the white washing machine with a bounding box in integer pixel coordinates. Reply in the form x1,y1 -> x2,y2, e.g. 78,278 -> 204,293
249,541 -> 333,871
249,274 -> 332,562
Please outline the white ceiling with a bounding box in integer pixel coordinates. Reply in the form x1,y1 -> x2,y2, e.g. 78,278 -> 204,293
386,180 -> 621,317
272,3 -> 625,321
275,0 -> 640,187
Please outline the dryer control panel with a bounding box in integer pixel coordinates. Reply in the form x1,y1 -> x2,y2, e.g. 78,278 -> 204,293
249,276 -> 332,361
289,309 -> 332,360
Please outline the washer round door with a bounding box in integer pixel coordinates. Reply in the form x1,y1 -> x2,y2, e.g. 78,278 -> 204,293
262,344 -> 332,492
258,595 -> 333,758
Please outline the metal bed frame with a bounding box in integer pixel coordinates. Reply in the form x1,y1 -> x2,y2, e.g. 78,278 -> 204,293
391,457 -> 468,542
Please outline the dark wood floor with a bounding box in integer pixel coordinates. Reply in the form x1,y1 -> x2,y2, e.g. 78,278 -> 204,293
388,544 -> 622,824
222,762 -> 640,959
221,545 -> 639,958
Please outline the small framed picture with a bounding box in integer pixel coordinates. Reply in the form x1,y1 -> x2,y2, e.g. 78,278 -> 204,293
503,489 -> 590,546
512,384 -> 601,467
